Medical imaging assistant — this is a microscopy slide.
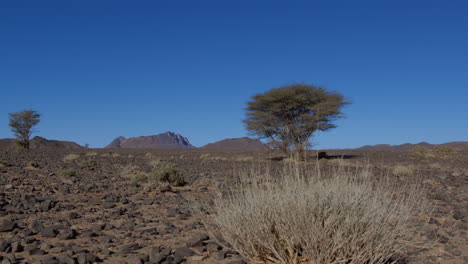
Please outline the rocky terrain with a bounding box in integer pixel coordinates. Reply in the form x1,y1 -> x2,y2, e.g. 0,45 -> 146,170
0,148 -> 466,264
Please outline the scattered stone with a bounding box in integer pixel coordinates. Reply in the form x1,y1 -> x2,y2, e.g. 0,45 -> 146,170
0,219 -> 17,232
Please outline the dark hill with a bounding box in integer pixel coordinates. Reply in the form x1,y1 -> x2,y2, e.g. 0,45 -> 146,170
356,141 -> 468,152
106,132 -> 194,149
201,137 -> 267,150
0,136 -> 83,150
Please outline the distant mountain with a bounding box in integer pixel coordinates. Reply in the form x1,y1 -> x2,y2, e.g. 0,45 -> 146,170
201,137 -> 268,150
106,132 -> 194,149
0,136 -> 84,150
106,136 -> 126,148
356,141 -> 468,152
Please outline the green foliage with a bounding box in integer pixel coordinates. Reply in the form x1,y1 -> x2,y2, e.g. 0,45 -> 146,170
131,174 -> 148,184
244,84 -> 349,154
59,169 -> 77,177
148,162 -> 184,186
8,110 -> 41,150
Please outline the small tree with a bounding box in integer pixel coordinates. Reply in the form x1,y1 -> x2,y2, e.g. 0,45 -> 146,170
244,84 -> 349,156
8,110 -> 41,150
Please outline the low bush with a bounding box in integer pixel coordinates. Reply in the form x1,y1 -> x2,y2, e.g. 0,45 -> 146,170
432,145 -> 456,158
410,146 -> 428,160
131,173 -> 148,184
148,162 -> 184,186
392,164 -> 414,176
78,160 -> 97,169
59,169 -> 77,177
204,164 -> 423,264
63,153 -> 80,163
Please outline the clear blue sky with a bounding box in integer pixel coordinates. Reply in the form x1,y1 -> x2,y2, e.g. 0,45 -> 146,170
1,0 -> 467,148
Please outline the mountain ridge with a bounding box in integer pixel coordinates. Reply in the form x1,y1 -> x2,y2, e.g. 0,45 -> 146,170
105,132 -> 194,149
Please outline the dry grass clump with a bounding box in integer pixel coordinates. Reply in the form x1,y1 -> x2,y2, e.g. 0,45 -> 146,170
63,153 -> 80,163
59,169 -> 77,177
148,158 -> 162,168
233,155 -> 255,162
205,164 -> 423,264
85,151 -> 98,157
392,164 -> 414,176
120,164 -> 141,177
131,162 -> 184,186
148,162 -> 184,186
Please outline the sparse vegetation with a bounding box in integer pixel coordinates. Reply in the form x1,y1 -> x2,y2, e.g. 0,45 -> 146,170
8,109 -> 41,150
392,164 -> 414,176
63,153 -> 80,163
85,151 -> 98,157
205,164 -> 423,264
59,168 -> 77,177
131,173 -> 148,184
432,145 -> 456,158
410,145 -> 428,160
148,162 -> 184,186
78,160 -> 97,169
244,84 -> 349,156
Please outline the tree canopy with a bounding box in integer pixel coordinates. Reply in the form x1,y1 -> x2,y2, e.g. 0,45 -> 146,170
243,84 -> 349,154
9,109 -> 41,150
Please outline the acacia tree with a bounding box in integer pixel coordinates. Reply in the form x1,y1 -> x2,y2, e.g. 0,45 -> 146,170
8,110 -> 41,150
243,84 -> 349,156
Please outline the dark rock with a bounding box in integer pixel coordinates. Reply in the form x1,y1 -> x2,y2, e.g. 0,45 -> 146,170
167,208 -> 179,217
149,247 -> 167,263
29,247 -> 46,255
10,241 -> 22,252
0,240 -> 11,252
206,242 -> 221,252
30,219 -> 44,233
453,210 -> 466,220
428,218 -> 440,225
41,227 -> 58,238
68,212 -> 80,219
76,252 -> 100,264
120,243 -> 140,253
58,229 -> 77,240
185,234 -> 209,247
57,254 -> 76,264
143,199 -> 153,205
126,256 -> 143,264
174,247 -> 195,258
81,231 -> 98,238
0,219 -> 17,232
41,256 -> 59,264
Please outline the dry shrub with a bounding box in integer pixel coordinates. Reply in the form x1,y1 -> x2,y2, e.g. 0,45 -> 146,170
432,145 -> 456,157
233,155 -> 255,162
410,146 -> 428,160
392,164 -> 414,176
111,152 -> 121,158
120,164 -> 141,177
429,162 -> 443,170
85,151 -> 98,157
148,158 -> 162,168
148,162 -> 184,186
63,153 -> 80,163
205,164 -> 423,264
59,169 -> 77,177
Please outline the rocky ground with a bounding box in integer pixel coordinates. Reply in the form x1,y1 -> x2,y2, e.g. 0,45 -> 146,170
0,148 -> 466,264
